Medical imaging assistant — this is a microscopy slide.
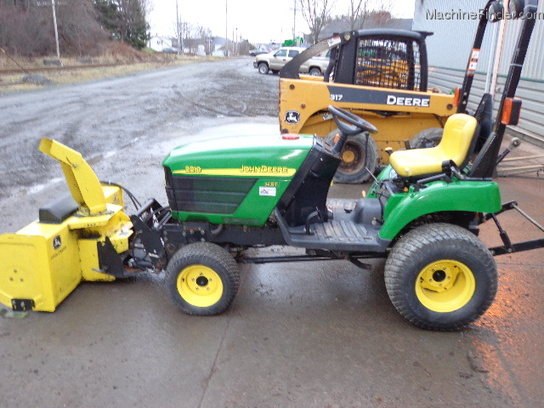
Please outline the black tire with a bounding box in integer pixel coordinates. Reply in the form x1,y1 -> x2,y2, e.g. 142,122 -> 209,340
325,130 -> 379,184
258,62 -> 269,74
410,127 -> 443,148
309,67 -> 321,76
165,242 -> 240,316
384,223 -> 497,331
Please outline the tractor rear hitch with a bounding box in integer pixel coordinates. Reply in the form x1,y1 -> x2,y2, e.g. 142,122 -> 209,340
487,200 -> 544,255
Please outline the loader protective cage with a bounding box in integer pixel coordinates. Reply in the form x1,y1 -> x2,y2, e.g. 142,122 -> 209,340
281,29 -> 430,92
355,36 -> 422,90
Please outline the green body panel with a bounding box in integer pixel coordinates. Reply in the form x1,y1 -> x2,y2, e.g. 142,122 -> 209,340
163,134 -> 314,226
379,179 -> 502,240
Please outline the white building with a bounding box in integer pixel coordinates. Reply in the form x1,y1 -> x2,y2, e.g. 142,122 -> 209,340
413,0 -> 544,145
148,35 -> 173,52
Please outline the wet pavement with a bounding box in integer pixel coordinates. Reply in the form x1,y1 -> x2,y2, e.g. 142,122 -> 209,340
1,59 -> 544,408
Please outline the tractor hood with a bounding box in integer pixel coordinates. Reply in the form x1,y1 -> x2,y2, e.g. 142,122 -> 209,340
163,134 -> 315,226
163,134 -> 314,176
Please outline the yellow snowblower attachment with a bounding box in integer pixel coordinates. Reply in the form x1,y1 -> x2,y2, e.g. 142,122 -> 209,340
0,139 -> 133,312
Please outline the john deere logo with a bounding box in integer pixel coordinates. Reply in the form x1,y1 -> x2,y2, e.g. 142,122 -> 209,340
285,111 -> 300,125
53,235 -> 62,250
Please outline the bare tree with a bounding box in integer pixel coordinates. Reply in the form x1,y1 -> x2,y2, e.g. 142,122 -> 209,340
195,25 -> 212,55
0,4 -> 52,56
298,0 -> 335,44
139,0 -> 152,19
56,0 -> 108,56
344,0 -> 395,30
347,0 -> 368,30
0,0 -> 107,56
173,20 -> 189,51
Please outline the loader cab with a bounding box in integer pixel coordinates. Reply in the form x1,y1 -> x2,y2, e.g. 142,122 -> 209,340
326,29 -> 430,91
280,29 -> 431,92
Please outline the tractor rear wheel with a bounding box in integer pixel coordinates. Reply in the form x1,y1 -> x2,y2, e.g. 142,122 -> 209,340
325,130 -> 379,184
384,223 -> 497,331
165,242 -> 240,316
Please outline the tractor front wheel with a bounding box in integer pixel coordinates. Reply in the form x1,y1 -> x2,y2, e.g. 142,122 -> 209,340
165,242 -> 240,316
384,223 -> 497,331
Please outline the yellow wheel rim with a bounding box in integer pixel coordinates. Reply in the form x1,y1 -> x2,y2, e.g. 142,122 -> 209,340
342,149 -> 356,163
177,265 -> 223,308
415,260 -> 476,313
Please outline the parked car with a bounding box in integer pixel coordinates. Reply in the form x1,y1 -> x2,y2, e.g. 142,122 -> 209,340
161,47 -> 179,54
249,48 -> 271,56
253,47 -> 329,76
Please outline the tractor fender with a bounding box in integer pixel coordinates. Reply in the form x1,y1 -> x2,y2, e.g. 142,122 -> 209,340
379,180 -> 502,241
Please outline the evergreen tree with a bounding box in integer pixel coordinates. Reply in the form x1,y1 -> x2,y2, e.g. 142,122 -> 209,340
94,0 -> 148,49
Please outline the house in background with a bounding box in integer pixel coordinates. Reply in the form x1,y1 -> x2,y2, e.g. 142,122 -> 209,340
148,35 -> 173,52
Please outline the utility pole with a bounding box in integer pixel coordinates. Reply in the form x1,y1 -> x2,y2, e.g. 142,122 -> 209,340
51,0 -> 61,62
293,0 -> 297,41
234,27 -> 237,56
176,0 -> 185,53
225,0 -> 229,56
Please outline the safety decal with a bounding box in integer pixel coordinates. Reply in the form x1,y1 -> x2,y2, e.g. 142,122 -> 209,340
53,235 -> 62,250
259,186 -> 277,197
467,48 -> 480,75
285,111 -> 300,125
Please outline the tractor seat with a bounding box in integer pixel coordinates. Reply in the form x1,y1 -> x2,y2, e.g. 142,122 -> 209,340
389,114 -> 478,178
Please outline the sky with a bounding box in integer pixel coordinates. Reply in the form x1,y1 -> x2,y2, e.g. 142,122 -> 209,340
148,0 -> 416,44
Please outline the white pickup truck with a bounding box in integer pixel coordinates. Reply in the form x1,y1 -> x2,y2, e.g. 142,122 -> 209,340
253,47 -> 330,76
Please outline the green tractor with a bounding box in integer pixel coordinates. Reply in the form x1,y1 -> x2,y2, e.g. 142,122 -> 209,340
1,0 -> 543,331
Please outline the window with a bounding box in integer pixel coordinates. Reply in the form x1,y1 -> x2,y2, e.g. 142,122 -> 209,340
288,50 -> 300,58
355,38 -> 421,90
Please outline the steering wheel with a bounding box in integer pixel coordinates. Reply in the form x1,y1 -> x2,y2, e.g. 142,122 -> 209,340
329,105 -> 378,135
328,105 -> 377,155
